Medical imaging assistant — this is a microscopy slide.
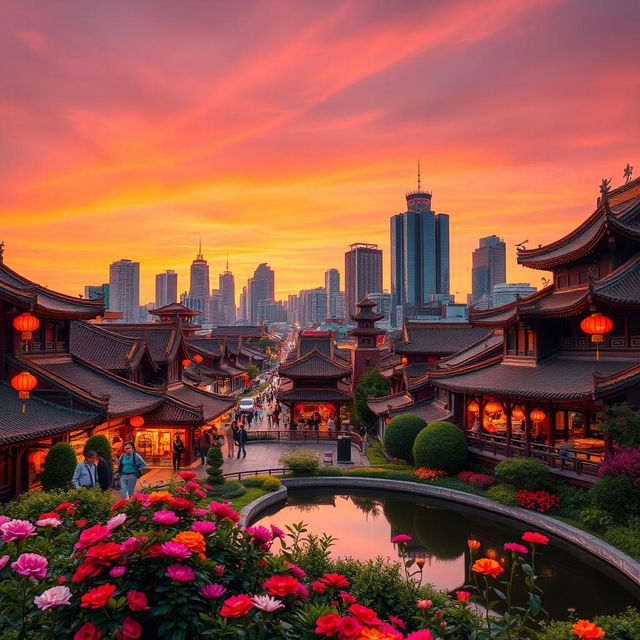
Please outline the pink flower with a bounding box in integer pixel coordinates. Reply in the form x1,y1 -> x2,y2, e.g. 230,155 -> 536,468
209,502 -> 240,522
191,521 -> 216,535
288,562 -> 305,578
161,542 -> 191,559
456,591 -> 471,602
252,594 -> 284,612
504,542 -> 528,554
406,632 -> 434,640
270,524 -> 285,539
1,519 -> 37,542
109,566 -> 126,578
379,622 -> 404,638
391,534 -> 412,545
389,615 -> 406,629
76,524 -> 111,550
34,585 -> 72,610
36,518 -> 62,528
107,513 -> 127,530
245,525 -> 273,548
120,537 -> 140,554
417,599 -> 432,610
11,553 -> 48,580
339,591 -> 356,604
152,510 -> 180,526
165,563 -> 195,582
192,508 -> 207,517
213,564 -> 226,577
0,555 -> 10,571
296,583 -> 309,601
0,515 -> 10,527
311,580 -> 327,594
199,583 -> 226,599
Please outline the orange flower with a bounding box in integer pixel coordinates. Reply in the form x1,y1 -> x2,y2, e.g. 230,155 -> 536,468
472,558 -> 504,578
146,491 -> 173,504
467,539 -> 481,550
357,629 -> 397,640
572,620 -> 605,639
415,557 -> 426,568
172,531 -> 206,559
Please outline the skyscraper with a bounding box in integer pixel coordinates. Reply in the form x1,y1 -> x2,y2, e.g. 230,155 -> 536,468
155,270 -> 177,308
109,259 -> 140,322
471,235 -> 506,305
344,243 -> 383,317
390,169 -> 450,325
219,257 -> 236,324
189,241 -> 210,302
84,283 -> 109,309
324,268 -> 340,318
300,287 -> 327,326
247,263 -> 274,324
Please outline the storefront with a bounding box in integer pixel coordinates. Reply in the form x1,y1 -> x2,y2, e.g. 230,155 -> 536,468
292,403 -> 337,429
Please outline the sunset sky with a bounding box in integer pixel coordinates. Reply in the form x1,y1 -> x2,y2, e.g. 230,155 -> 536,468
2,0 -> 639,305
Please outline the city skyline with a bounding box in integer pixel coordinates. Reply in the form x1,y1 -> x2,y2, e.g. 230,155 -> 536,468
1,1 -> 638,303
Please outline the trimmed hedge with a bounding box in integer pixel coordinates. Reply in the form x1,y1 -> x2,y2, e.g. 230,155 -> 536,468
588,474 -> 640,520
412,421 -> 468,474
383,414 -> 427,462
242,475 -> 282,491
207,479 -> 246,499
494,457 -> 551,490
486,483 -> 518,507
280,448 -> 320,474
41,443 -> 77,490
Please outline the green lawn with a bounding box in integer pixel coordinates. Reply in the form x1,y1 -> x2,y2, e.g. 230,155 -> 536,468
230,487 -> 268,510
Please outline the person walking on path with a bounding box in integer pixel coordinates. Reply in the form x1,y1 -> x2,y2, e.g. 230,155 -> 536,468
226,422 -> 238,458
172,434 -> 185,471
95,451 -> 112,491
247,410 -> 254,429
72,450 -> 99,489
117,442 -> 147,498
236,423 -> 248,459
267,408 -> 273,428
359,425 -> 368,455
327,416 -> 335,434
198,430 -> 211,465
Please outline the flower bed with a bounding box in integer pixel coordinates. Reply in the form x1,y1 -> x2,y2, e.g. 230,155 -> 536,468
414,467 -> 446,481
457,471 -> 497,489
515,489 -> 561,513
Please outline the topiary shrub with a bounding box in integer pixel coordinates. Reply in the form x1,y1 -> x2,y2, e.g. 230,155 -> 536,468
207,479 -> 246,498
494,457 -> 551,490
486,483 -> 518,506
383,414 -> 427,462
588,474 -> 640,520
84,434 -> 112,464
412,421 -> 467,474
280,448 -> 320,474
206,445 -> 225,485
41,443 -> 77,490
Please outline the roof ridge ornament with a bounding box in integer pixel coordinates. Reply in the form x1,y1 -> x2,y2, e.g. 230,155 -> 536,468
624,163 -> 633,184
0,240 -> 4,263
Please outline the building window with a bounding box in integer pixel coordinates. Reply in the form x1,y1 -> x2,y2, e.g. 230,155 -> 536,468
365,359 -> 371,367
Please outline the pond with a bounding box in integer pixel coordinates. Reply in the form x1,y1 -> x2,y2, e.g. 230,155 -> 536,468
252,488 -> 640,619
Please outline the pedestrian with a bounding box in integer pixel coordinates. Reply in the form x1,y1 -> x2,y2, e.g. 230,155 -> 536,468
267,409 -> 273,428
247,410 -> 254,428
273,410 -> 280,429
72,450 -> 99,489
95,451 -> 113,491
297,416 -> 306,430
227,421 -> 238,458
198,429 -> 212,465
172,433 -> 185,471
327,416 -> 335,434
236,423 -> 248,459
116,441 -> 147,498
359,425 -> 368,455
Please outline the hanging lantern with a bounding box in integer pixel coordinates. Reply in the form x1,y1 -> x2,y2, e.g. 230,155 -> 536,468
484,401 -> 502,414
182,359 -> 192,368
193,354 -> 203,364
400,356 -> 408,365
129,416 -> 145,428
265,347 -> 271,355
11,371 -> 37,413
580,312 -> 613,360
530,408 -> 546,423
467,401 -> 480,413
511,407 -> 525,421
13,312 -> 40,340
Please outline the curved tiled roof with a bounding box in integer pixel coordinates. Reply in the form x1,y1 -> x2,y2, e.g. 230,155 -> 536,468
593,254 -> 640,305
280,349 -> 351,379
166,385 -> 234,421
397,323 -> 492,355
278,388 -> 352,403
107,325 -> 181,363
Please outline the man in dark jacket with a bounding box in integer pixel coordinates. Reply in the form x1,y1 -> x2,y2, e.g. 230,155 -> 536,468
236,424 -> 248,459
95,452 -> 113,491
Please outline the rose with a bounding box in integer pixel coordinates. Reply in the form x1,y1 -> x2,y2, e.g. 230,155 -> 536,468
456,590 -> 471,602
39,512 -> 61,521
339,591 -> 356,604
111,498 -> 128,511
121,617 -> 142,639
151,510 -> 180,525
165,564 -> 195,582
168,497 -> 195,512
311,580 -> 327,594
263,574 -> 301,596
191,521 -> 216,535
110,566 -> 126,578
34,585 -> 72,610
74,622 -> 102,640
36,518 -> 62,527
209,502 -> 240,522
11,553 -> 48,580
336,616 -> 362,640
1,519 -> 36,542
349,603 -> 381,627
85,542 -> 122,565
390,534 -> 412,544
119,537 -> 140,554
522,531 -> 549,545
75,520 -> 89,528
220,594 -> 254,618
504,542 -> 528,554
199,583 -> 226,599
127,590 -> 150,611
472,558 -> 504,578
172,531 -> 206,557
178,470 -> 196,480
72,559 -> 101,583
76,525 -> 111,550
81,584 -> 117,609
161,541 -> 191,559
320,572 -> 350,588
315,613 -> 340,636
417,599 -> 432,610
107,513 -> 127,530
572,619 -> 605,639
252,594 -> 285,612
0,555 -> 10,571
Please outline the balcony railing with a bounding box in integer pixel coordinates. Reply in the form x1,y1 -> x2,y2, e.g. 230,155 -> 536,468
246,429 -> 362,447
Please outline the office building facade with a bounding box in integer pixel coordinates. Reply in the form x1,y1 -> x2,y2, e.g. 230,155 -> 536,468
472,235 -> 506,305
109,259 -> 140,322
344,243 -> 383,317
155,270 -> 177,308
325,268 -> 340,318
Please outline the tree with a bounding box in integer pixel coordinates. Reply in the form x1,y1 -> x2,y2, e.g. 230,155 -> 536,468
84,435 -> 112,466
41,443 -> 77,491
353,365 -> 391,431
247,364 -> 260,380
258,337 -> 276,352
596,402 -> 640,447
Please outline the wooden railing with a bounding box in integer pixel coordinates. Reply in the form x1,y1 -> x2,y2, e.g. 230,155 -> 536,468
223,467 -> 291,481
245,429 -> 362,447
466,432 -> 602,478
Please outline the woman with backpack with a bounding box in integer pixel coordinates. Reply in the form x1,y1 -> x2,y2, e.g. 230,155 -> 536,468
116,441 -> 147,498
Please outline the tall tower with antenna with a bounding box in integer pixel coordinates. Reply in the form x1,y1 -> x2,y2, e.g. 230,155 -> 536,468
219,255 -> 236,324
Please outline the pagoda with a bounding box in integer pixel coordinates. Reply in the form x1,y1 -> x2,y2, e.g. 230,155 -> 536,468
349,296 -> 385,388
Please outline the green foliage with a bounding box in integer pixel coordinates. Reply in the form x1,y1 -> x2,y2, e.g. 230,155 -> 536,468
84,434 -> 112,466
412,421 -> 468,474
246,363 -> 260,380
486,483 -> 518,506
207,479 -> 246,498
588,475 -> 640,520
206,445 -> 225,485
596,402 -> 640,446
280,447 -> 320,474
3,487 -> 115,522
261,476 -> 282,492
41,442 -> 77,490
550,481 -> 588,518
383,413 -> 427,462
365,438 -> 389,465
494,457 -> 551,490
538,608 -> 640,640
580,507 -> 614,531
258,337 -> 276,352
242,474 -> 280,487
353,365 -> 391,429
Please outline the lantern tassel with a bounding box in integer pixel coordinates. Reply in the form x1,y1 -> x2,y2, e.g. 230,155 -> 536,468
596,343 -> 600,361
22,401 -> 26,414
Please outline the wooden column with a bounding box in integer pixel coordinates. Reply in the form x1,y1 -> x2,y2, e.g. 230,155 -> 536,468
547,405 -> 556,447
563,410 -> 569,439
505,400 -> 512,456
524,401 -> 531,456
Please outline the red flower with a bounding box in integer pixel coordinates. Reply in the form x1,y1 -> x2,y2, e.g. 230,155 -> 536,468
80,583 -> 117,609
85,542 -> 122,565
169,497 -> 195,512
311,580 -> 327,594
349,603 -> 381,627
209,502 -> 240,522
391,534 -> 412,545
220,594 -> 254,618
336,616 -> 363,640
315,613 -> 341,636
74,622 -> 102,640
522,531 -> 549,545
456,590 -> 471,602
72,560 -> 102,583
178,470 -> 196,481
75,520 -> 89,528
127,590 -> 150,611
76,525 -> 111,550
146,543 -> 164,558
339,591 -> 356,604
56,502 -> 74,512
320,572 -> 350,588
39,512 -> 62,521
389,615 -> 405,629
516,490 -> 560,513
263,574 -> 301,596
111,498 -> 128,511
120,617 -> 142,639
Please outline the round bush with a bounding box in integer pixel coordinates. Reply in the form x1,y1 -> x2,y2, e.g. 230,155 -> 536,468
207,479 -> 246,499
261,476 -> 282,492
279,448 -> 320,474
242,474 -> 275,488
494,457 -> 551,490
41,443 -> 77,490
84,434 -> 112,463
412,421 -> 467,474
588,475 -> 640,520
206,446 -> 225,485
383,414 -> 427,462
486,483 -> 518,506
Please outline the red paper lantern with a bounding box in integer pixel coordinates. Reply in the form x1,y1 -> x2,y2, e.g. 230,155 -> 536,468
13,312 -> 40,340
129,416 -> 145,428
580,313 -> 614,343
400,356 -> 408,365
511,407 -> 525,421
467,401 -> 480,413
182,359 -> 192,368
484,401 -> 502,414
530,408 -> 546,423
193,354 -> 203,364
11,371 -> 37,413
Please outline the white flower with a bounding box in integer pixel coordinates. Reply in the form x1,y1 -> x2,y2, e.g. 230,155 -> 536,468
35,518 -> 61,528
107,513 -> 127,530
252,594 -> 284,612
34,585 -> 72,610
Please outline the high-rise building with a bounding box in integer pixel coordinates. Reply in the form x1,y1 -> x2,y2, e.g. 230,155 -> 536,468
492,282 -> 537,307
155,270 -> 177,308
390,170 -> 450,325
84,284 -> 109,309
189,242 -> 210,303
344,243 -> 383,317
300,288 -> 327,326
257,300 -> 287,324
324,268 -> 340,318
109,259 -> 140,322
219,258 -> 236,324
287,294 -> 299,325
180,293 -> 205,322
206,288 -> 225,326
247,263 -> 275,324
368,291 -> 392,328
472,235 -> 506,305
335,292 -> 345,319
239,286 -> 248,324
